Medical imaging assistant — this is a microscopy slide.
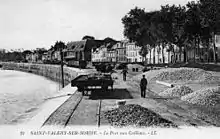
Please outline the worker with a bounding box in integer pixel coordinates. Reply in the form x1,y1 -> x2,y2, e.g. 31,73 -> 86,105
121,68 -> 128,81
140,74 -> 148,98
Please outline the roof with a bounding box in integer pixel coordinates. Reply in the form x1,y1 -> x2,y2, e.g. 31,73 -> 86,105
66,40 -> 87,52
66,39 -> 104,52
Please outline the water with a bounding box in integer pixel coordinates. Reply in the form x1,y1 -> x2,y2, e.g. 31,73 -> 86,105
0,70 -> 59,125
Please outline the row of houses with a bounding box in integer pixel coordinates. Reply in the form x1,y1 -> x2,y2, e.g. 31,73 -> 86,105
26,48 -> 62,63
25,35 -> 220,67
92,41 -> 142,63
91,40 -> 184,64
91,37 -> 220,65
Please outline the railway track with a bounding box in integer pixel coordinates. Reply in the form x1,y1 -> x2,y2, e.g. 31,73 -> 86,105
42,91 -> 103,127
65,93 -> 102,127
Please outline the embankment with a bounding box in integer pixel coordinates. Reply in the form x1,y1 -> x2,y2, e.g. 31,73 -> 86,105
1,62 -> 86,85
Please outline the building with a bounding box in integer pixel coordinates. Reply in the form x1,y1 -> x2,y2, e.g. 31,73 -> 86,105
126,42 -> 143,63
92,45 -> 108,62
51,50 -> 61,61
106,48 -> 116,62
106,43 -> 117,63
215,34 -> 220,61
42,52 -> 48,62
30,52 -> 39,63
145,44 -> 184,64
114,42 -> 127,63
65,39 -> 103,67
25,52 -> 33,63
91,47 -> 101,62
91,42 -> 118,63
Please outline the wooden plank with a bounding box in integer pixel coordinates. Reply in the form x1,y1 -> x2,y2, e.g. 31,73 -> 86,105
156,80 -> 174,88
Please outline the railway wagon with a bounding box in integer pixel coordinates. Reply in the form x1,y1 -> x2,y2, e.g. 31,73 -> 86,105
71,73 -> 114,96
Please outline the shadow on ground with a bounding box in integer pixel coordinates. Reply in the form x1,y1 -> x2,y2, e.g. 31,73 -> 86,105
86,88 -> 133,100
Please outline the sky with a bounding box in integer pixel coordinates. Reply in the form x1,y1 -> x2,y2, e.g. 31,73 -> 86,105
0,0 -> 192,50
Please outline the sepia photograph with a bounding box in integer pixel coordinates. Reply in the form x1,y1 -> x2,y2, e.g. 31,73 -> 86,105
0,0 -> 220,139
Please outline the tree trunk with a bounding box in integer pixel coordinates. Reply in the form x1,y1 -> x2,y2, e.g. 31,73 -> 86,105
198,36 -> 201,62
194,37 -> 196,63
168,51 -> 170,63
162,43 -> 165,64
157,47 -> 160,64
149,49 -> 152,64
207,39 -> 210,63
179,45 -> 182,62
143,56 -> 146,65
213,33 -> 217,63
153,47 -> 156,64
184,45 -> 188,63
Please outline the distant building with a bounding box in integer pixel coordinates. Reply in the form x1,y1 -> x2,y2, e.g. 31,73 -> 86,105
25,52 -> 33,63
106,47 -> 116,62
65,39 -> 103,66
215,34 -> 220,61
125,42 -> 143,63
31,52 -> 38,63
114,42 -> 127,63
42,52 -> 48,61
92,45 -> 107,62
91,47 -> 101,62
51,50 -> 61,61
144,44 -> 184,64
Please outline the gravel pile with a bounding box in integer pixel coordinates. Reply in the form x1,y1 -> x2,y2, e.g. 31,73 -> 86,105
104,104 -> 177,128
159,85 -> 193,98
152,68 -> 214,82
181,87 -> 220,107
133,68 -> 218,85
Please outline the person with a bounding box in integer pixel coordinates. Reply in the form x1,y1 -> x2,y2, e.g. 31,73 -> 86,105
121,68 -> 128,81
140,75 -> 148,98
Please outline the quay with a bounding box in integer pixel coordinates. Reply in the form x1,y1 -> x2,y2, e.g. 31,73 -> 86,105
1,62 -> 220,128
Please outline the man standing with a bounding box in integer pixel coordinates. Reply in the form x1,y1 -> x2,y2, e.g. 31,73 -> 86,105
121,68 -> 128,81
140,75 -> 148,98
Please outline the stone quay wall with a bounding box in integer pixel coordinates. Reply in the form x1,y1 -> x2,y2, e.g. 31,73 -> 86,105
1,62 -> 86,86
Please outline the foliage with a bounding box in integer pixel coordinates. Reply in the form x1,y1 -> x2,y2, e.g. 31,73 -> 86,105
121,0 -> 220,63
82,35 -> 95,40
54,41 -> 66,51
103,37 -> 117,44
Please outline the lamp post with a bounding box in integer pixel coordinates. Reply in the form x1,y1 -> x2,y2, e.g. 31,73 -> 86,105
55,41 -> 65,88
60,48 -> 64,88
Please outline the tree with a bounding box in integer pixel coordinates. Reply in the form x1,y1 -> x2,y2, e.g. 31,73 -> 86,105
122,7 -> 158,63
82,35 -> 95,40
122,1 -> 220,65
199,0 -> 220,63
54,41 -> 66,51
139,45 -> 149,63
185,1 -> 203,62
22,50 -> 32,55
122,7 -> 146,45
103,37 -> 117,44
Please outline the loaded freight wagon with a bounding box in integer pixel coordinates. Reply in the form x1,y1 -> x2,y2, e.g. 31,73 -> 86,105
71,73 -> 114,96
